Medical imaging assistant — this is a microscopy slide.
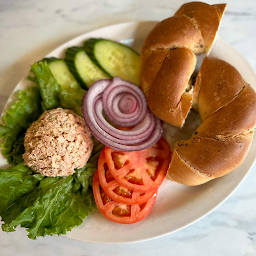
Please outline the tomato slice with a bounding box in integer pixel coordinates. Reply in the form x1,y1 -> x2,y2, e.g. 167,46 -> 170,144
105,138 -> 172,192
98,148 -> 157,205
93,170 -> 157,224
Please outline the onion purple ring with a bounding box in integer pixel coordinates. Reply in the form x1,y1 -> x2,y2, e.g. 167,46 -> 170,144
81,77 -> 163,152
102,77 -> 147,127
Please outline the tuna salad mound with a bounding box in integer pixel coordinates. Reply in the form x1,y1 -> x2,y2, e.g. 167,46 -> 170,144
23,108 -> 93,177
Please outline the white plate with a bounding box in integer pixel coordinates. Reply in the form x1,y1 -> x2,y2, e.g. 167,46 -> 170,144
0,21 -> 256,244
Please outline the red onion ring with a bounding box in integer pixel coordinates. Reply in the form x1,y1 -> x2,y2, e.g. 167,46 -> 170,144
94,99 -> 156,142
118,94 -> 137,114
102,77 -> 147,127
112,92 -> 140,122
81,77 -> 163,152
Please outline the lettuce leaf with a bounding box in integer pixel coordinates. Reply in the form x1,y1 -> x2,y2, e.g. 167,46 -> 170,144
1,164 -> 97,239
58,85 -> 86,115
0,61 -> 102,239
74,138 -> 104,195
28,62 -> 61,110
28,62 -> 86,115
1,189 -> 39,232
0,61 -> 86,164
0,87 -> 42,164
0,143 -> 102,239
0,163 -> 44,231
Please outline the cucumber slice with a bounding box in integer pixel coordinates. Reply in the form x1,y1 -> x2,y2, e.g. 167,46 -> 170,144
84,39 -> 140,86
42,58 -> 86,114
43,58 -> 80,91
65,47 -> 110,89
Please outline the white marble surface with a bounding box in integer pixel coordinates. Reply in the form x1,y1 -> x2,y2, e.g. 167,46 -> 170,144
0,0 -> 256,255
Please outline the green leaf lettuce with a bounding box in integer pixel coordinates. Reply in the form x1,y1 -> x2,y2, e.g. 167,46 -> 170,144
0,86 -> 42,164
28,61 -> 86,115
0,163 -> 44,231
0,60 -> 102,239
0,162 -> 98,239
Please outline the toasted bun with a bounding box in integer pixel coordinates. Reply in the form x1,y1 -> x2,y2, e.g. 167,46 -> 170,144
140,2 -> 256,185
175,2 -> 226,53
140,2 -> 226,127
146,48 -> 196,127
167,57 -> 256,185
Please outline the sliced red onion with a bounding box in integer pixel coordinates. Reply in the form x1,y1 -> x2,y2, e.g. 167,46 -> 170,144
81,77 -> 163,152
102,77 -> 147,127
118,94 -> 137,114
112,93 -> 140,121
94,98 -> 156,142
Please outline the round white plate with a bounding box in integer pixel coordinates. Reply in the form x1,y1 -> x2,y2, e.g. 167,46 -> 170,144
0,21 -> 256,244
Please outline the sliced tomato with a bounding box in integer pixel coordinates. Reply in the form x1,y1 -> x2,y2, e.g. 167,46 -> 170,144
93,170 -> 157,224
105,138 -> 172,193
98,148 -> 157,205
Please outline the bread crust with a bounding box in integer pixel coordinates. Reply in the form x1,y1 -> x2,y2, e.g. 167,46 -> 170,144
140,2 -> 256,185
140,49 -> 170,98
197,82 -> 256,137
175,2 -> 226,53
167,149 -> 213,186
174,134 -> 253,178
141,15 -> 205,63
167,57 -> 256,185
146,48 -> 196,127
140,2 -> 226,127
194,57 -> 245,121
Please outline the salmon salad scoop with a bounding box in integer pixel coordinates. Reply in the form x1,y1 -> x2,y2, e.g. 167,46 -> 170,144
23,108 -> 93,177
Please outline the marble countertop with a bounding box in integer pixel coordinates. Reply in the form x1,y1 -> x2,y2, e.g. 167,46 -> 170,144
0,0 -> 256,255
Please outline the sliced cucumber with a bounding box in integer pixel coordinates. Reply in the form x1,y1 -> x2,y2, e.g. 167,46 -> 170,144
84,39 -> 140,86
42,58 -> 86,114
43,58 -> 80,91
65,47 -> 110,89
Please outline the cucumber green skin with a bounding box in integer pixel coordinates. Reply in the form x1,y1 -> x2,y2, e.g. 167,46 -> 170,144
42,57 -> 60,63
83,38 -> 140,79
65,46 -> 110,89
65,47 -> 88,90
